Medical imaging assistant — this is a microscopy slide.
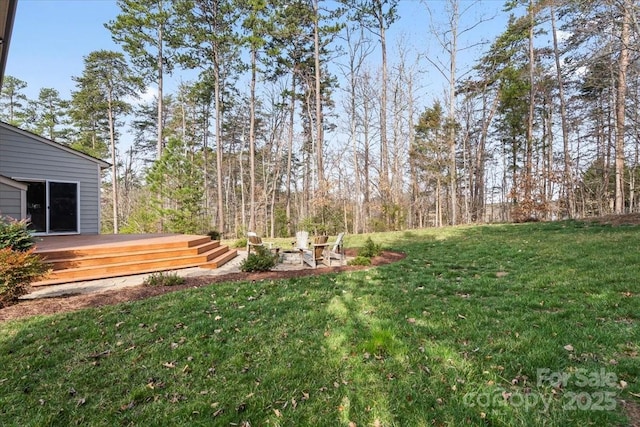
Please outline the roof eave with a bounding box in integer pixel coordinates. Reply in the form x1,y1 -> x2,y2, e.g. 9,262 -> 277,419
0,0 -> 18,88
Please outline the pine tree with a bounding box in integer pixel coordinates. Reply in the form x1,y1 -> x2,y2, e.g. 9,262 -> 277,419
70,50 -> 143,233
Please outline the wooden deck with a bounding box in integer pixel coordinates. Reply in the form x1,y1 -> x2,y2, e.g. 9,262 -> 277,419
33,234 -> 237,286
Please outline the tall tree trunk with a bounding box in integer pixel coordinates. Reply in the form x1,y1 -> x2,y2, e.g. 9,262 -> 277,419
550,4 -> 574,218
525,0 -> 535,208
214,66 -> 224,234
157,22 -> 164,160
313,0 -> 325,210
249,47 -> 257,232
285,74 -> 295,235
349,69 -> 361,234
447,0 -> 458,225
108,97 -> 119,234
377,2 -> 390,216
436,177 -> 442,227
202,103 -> 211,227
363,91 -> 371,233
615,0 -> 630,214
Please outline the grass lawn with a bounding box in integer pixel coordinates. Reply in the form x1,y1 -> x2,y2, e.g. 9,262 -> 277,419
1,220 -> 639,426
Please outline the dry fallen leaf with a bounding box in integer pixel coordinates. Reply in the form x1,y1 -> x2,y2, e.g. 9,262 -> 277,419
563,344 -> 574,352
407,318 -> 416,324
163,362 -> 176,369
273,408 -> 282,417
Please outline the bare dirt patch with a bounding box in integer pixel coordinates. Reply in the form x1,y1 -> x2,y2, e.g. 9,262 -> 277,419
0,250 -> 405,323
622,398 -> 640,427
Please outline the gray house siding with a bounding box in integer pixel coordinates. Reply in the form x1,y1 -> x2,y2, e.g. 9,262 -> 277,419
0,181 -> 22,219
0,123 -> 107,234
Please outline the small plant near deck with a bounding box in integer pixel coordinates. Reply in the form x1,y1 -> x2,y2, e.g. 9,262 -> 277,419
240,245 -> 276,272
0,217 -> 36,251
0,247 -> 49,308
234,237 -> 248,248
207,230 -> 221,240
358,237 -> 382,258
143,271 -> 185,287
0,218 -> 47,307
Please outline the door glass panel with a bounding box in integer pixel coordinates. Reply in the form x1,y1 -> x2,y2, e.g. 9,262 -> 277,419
26,182 -> 46,232
49,182 -> 78,233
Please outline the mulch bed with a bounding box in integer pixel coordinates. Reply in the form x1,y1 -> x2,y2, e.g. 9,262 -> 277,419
0,250 -> 405,323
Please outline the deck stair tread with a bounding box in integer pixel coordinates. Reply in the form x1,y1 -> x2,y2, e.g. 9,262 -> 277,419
33,234 -> 237,286
44,241 -> 221,268
37,235 -> 213,259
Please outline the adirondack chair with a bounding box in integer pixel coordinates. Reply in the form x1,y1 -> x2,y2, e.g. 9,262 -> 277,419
293,231 -> 309,252
246,231 -> 276,255
326,232 -> 345,266
293,230 -> 309,266
301,235 -> 330,268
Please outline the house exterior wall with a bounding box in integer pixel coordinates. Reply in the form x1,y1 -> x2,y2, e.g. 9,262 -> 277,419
0,181 -> 22,219
0,125 -> 105,234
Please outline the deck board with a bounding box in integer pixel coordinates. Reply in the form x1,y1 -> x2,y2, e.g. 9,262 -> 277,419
32,234 -> 237,286
36,234 -> 192,252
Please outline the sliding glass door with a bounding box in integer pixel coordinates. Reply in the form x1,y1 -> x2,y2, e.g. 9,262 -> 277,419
26,181 -> 79,234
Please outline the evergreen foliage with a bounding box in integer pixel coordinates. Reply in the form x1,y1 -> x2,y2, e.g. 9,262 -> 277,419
358,237 -> 382,258
147,137 -> 209,234
240,245 -> 277,272
0,218 -> 48,306
142,271 -> 185,287
0,217 -> 36,252
347,255 -> 371,266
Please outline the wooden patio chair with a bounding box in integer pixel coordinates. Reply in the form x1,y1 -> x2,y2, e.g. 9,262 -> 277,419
301,235 -> 330,268
246,231 -> 276,255
293,231 -> 309,265
326,232 -> 346,266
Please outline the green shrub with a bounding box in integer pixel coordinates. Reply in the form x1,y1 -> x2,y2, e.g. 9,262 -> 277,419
143,271 -> 186,287
348,256 -> 372,266
235,237 -> 248,249
0,217 -> 36,251
207,230 -> 221,240
359,237 -> 382,258
240,245 -> 276,272
0,248 -> 49,308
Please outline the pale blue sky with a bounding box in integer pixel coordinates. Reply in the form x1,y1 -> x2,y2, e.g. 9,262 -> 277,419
6,0 -> 508,102
6,0 -> 121,99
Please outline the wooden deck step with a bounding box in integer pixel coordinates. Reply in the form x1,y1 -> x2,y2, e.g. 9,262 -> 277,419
200,248 -> 238,269
37,235 -> 213,260
45,241 -> 221,269
33,234 -> 237,286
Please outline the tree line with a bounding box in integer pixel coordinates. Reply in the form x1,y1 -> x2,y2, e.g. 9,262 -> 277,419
2,0 -> 639,237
